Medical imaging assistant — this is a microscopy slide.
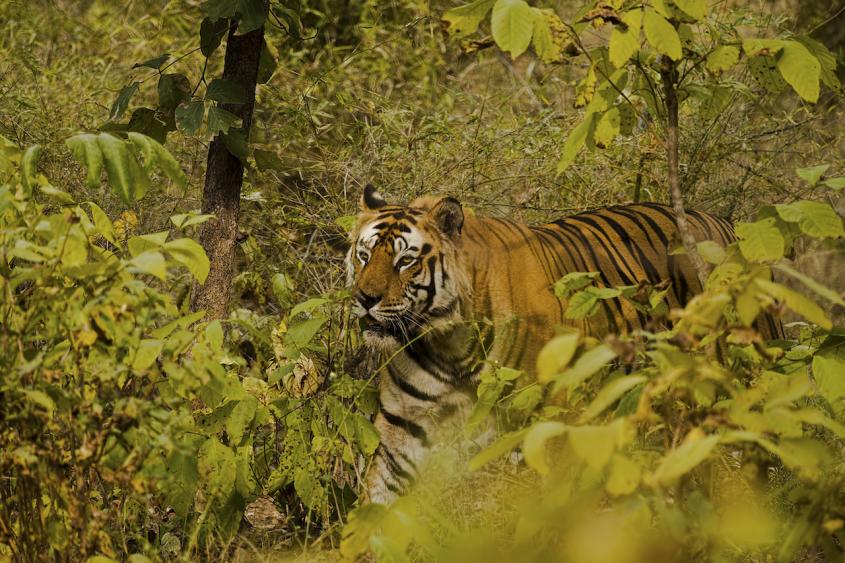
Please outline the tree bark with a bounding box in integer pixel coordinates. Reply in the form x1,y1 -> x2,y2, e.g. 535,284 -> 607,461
660,58 -> 711,285
193,13 -> 266,318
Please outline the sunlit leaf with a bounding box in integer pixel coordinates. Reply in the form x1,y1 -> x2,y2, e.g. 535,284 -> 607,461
442,0 -> 496,39
651,434 -> 719,485
491,0 -> 535,59
643,9 -> 681,60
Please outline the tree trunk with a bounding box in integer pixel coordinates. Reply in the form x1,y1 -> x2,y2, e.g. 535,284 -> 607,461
193,13 -> 266,318
660,58 -> 711,285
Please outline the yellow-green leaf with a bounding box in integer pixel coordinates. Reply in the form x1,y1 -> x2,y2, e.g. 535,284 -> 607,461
568,425 -> 615,470
593,107 -> 622,148
706,45 -> 740,73
491,0 -> 535,59
777,40 -> 821,103
755,278 -> 831,330
536,332 -> 580,382
579,375 -> 647,422
651,434 -> 719,485
608,9 -> 643,68
735,218 -> 785,262
643,9 -> 681,61
442,0 -> 496,39
673,0 -> 706,21
552,344 -> 618,395
523,421 -> 567,474
606,454 -> 641,495
164,238 -> 211,283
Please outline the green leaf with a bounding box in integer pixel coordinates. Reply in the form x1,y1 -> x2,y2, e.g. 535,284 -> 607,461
593,107 -> 621,148
643,9 -> 681,61
608,9 -> 643,68
813,348 -> 845,415
568,425 -> 615,470
128,251 -> 167,280
696,240 -> 725,264
536,332 -> 580,382
198,437 -> 237,498
777,40 -> 821,103
651,434 -> 719,485
258,39 -> 278,84
672,0 -> 706,21
289,297 -> 328,317
823,177 -> 845,190
442,0 -> 496,39
705,46 -> 740,73
97,133 -> 150,203
531,9 -> 562,64
133,339 -> 163,371
523,421 -> 567,474
221,130 -> 248,161
759,437 -> 830,481
208,0 -> 238,21
774,263 -> 845,308
491,0 -> 535,59
20,145 -> 41,196
579,375 -> 647,422
284,316 -> 328,350
735,218 -> 785,262
552,344 -> 618,395
554,271 -> 600,298
294,467 -> 323,509
133,53 -> 170,70
796,164 -> 829,186
742,38 -> 785,57
87,202 -> 116,244
755,278 -> 831,330
127,107 -> 172,144
110,82 -> 140,120
206,78 -> 247,104
157,73 -> 191,110
127,132 -> 187,189
207,106 -> 242,135
606,454 -> 641,496
171,211 -> 215,229
794,35 -> 840,90
200,17 -> 229,57
557,114 -> 595,172
565,290 -> 600,319
352,414 -> 380,455
176,101 -> 205,135
128,231 -> 169,256
66,134 -> 104,189
469,429 -> 527,471
775,200 -> 845,238
226,397 -> 258,445
234,0 -> 266,34
164,238 -> 210,283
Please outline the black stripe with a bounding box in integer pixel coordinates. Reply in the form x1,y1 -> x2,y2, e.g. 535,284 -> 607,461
388,364 -> 439,402
381,410 -> 430,446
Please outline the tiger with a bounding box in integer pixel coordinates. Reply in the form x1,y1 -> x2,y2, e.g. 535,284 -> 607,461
346,185 -> 783,504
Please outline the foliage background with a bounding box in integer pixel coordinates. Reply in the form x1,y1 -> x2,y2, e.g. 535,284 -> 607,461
1,0 -> 844,560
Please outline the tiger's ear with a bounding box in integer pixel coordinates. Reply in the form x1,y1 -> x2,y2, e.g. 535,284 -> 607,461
360,184 -> 387,211
430,197 -> 463,237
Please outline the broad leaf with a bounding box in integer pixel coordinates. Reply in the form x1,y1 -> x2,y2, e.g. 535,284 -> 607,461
775,200 -> 844,238
491,0 -> 535,59
672,0 -> 706,21
777,40 -> 821,103
468,429 -> 527,471
552,344 -> 617,394
643,9 -> 681,60
706,46 -> 740,73
557,114 -> 595,172
606,454 -> 641,496
536,332 -> 579,382
110,82 -> 139,120
442,0 -> 496,39
735,218 -> 784,262
608,9 -> 642,68
127,132 -> 187,189
652,434 -> 719,485
523,421 -> 567,474
795,164 -> 829,186
579,375 -> 647,422
164,238 -> 211,283
207,106 -> 242,135
175,101 -> 205,134
66,134 -> 104,189
133,53 -> 170,70
568,425 -> 615,470
97,133 -> 151,203
206,78 -> 247,104
200,17 -> 229,57
755,278 -> 831,329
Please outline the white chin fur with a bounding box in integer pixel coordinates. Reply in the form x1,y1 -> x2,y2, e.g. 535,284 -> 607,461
364,331 -> 402,352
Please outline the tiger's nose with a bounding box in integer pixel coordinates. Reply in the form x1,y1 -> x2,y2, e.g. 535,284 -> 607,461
355,290 -> 380,311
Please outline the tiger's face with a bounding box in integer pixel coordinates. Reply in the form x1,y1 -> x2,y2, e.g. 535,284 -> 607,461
347,186 -> 467,350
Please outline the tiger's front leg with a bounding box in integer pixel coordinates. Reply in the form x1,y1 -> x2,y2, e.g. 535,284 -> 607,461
363,353 -> 469,505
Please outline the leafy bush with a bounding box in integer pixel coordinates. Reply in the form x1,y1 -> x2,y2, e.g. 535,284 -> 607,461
342,189 -> 845,562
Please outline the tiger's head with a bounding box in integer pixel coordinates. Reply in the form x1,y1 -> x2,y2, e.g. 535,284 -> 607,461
347,186 -> 469,350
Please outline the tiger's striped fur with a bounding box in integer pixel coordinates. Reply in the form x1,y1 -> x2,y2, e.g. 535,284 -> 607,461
347,186 -> 782,504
